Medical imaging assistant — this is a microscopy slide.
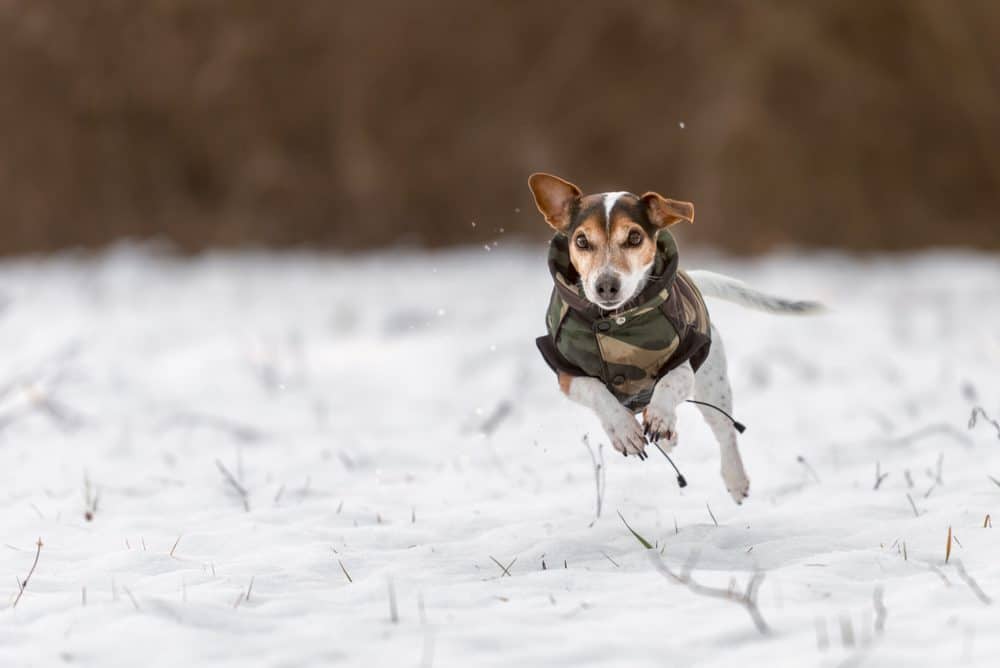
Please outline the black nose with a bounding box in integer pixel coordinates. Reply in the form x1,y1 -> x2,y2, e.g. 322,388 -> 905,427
595,274 -> 621,299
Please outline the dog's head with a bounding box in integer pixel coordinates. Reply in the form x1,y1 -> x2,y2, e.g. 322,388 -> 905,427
528,173 -> 694,311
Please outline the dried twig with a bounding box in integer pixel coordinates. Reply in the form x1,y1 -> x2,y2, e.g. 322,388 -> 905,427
797,455 -> 821,483
927,563 -> 951,586
885,423 -> 972,448
489,556 -> 516,577
233,576 -> 256,608
12,538 -> 43,608
953,560 -> 992,605
646,552 -> 770,635
839,615 -> 855,647
620,513 -> 770,634
873,462 -> 889,490
169,535 -> 182,558
387,578 -> 399,623
161,413 -> 264,443
929,453 -> 944,485
581,435 -> 606,524
215,459 -> 250,512
479,400 -> 513,436
338,559 -> 353,583
968,407 -> 1000,440
83,476 -> 100,522
122,586 -> 141,611
905,493 -> 922,517
873,586 -> 887,634
706,503 -> 719,527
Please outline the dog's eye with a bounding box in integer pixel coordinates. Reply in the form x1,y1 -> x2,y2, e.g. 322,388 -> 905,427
626,230 -> 644,247
574,235 -> 590,250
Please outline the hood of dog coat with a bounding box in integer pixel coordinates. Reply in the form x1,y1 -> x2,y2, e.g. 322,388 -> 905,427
545,229 -> 681,316
537,230 -> 711,412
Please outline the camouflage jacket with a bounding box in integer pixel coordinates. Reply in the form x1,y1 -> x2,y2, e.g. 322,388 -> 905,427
536,230 -> 711,412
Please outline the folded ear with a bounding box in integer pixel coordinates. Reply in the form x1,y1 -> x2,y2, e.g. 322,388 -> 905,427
641,192 -> 695,228
528,173 -> 582,232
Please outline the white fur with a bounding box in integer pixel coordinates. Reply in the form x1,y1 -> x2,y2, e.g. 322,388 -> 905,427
563,329 -> 750,504
601,192 -> 629,230
582,191 -> 647,311
563,266 -> 822,503
687,270 -> 824,314
565,377 -> 646,456
643,361 -> 695,453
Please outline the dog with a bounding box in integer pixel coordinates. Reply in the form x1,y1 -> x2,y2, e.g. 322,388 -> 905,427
529,172 -> 822,503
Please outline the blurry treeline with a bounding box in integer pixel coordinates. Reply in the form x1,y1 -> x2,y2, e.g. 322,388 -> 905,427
1,1 -> 998,255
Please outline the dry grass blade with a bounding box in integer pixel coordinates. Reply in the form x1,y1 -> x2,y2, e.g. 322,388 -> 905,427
945,526 -> 953,563
12,538 -> 43,608
338,559 -> 353,583
489,556 -> 516,577
873,461 -> 889,490
122,586 -> 141,611
215,459 -> 250,512
618,511 -> 654,549
706,503 -> 719,527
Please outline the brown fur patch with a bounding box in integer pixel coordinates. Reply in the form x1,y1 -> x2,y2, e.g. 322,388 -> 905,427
558,371 -> 575,395
569,204 -> 656,286
568,214 -> 607,284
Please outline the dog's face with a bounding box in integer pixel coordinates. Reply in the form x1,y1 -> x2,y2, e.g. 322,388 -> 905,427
528,173 -> 694,311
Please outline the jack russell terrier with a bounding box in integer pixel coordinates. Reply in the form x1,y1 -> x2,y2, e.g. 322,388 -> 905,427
530,173 -> 822,503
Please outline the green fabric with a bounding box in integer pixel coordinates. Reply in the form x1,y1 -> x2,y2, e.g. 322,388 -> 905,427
539,230 -> 711,411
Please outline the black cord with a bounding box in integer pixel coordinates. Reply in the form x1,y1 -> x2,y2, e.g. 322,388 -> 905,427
684,399 -> 746,433
650,441 -> 687,488
646,400 -> 747,489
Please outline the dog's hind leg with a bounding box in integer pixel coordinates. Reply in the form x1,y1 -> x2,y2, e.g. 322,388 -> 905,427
694,325 -> 750,504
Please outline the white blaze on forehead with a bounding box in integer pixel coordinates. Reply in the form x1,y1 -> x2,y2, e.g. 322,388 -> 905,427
602,192 -> 630,229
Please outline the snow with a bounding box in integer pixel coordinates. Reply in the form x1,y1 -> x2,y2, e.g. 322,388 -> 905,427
1,244 -> 999,667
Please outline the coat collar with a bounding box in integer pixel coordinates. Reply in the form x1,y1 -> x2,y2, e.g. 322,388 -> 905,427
547,230 -> 680,321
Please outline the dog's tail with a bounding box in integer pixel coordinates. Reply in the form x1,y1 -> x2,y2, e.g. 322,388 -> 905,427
686,270 -> 825,315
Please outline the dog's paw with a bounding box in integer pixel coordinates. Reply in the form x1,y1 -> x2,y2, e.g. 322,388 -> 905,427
721,460 -> 750,504
642,407 -> 678,452
601,407 -> 646,458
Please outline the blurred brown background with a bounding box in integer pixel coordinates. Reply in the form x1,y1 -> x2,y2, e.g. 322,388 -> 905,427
1,0 -> 998,256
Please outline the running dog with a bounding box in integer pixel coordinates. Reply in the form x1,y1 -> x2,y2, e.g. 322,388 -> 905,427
530,172 -> 822,503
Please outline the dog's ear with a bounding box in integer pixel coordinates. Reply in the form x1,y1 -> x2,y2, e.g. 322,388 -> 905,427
641,192 -> 695,228
528,173 -> 582,232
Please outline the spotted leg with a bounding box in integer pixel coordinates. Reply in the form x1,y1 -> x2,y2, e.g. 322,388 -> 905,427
693,325 -> 750,503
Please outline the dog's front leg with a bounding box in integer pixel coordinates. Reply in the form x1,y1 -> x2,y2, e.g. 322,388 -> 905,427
559,373 -> 646,457
642,362 -> 695,452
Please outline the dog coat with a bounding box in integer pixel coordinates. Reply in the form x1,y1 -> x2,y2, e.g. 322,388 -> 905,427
536,230 -> 712,412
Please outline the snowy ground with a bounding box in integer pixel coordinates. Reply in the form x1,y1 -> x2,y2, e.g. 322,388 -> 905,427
1,244 -> 999,667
